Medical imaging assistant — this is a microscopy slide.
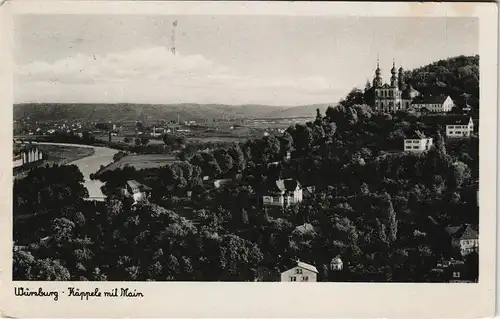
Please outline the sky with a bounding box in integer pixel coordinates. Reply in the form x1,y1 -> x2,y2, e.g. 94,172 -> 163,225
14,15 -> 478,106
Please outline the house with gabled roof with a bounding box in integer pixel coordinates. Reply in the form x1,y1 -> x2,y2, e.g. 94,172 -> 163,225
213,174 -> 242,189
280,260 -> 319,282
262,179 -> 303,208
445,224 -> 479,256
446,116 -> 474,138
410,95 -> 454,113
403,131 -> 433,152
122,180 -> 152,204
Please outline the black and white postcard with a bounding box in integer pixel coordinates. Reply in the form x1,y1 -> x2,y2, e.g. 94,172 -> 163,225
0,1 -> 497,318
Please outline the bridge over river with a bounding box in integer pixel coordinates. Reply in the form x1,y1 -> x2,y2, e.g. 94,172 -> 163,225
18,142 -> 118,201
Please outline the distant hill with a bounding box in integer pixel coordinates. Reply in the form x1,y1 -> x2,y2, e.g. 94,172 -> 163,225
13,102 -> 338,123
13,103 -> 282,123
261,103 -> 335,119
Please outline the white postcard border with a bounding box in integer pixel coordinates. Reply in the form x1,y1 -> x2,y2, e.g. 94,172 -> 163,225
0,2 -> 497,318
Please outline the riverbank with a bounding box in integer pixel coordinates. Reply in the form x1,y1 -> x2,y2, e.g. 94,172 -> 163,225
13,142 -> 118,200
14,144 -> 95,179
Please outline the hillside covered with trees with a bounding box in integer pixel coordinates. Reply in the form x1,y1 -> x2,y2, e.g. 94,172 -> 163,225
13,55 -> 479,282
13,106 -> 479,282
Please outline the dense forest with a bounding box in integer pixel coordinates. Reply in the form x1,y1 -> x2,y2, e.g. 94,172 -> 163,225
13,107 -> 479,282
13,55 -> 479,282
406,55 -> 479,111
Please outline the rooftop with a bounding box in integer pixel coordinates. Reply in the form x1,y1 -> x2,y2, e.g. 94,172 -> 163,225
126,180 -> 151,194
296,261 -> 319,274
294,223 -> 319,235
268,178 -> 301,194
448,116 -> 473,125
445,224 -> 478,240
412,94 -> 451,105
402,85 -> 420,99
406,130 -> 428,140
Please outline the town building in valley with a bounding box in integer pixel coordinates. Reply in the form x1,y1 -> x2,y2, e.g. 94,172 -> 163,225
403,131 -> 433,152
446,116 -> 474,138
122,180 -> 152,204
445,224 -> 479,256
263,179 -> 303,208
410,95 -> 454,113
280,261 -> 318,282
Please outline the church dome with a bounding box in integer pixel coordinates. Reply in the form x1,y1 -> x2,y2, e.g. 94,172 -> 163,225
391,60 -> 397,74
402,85 -> 420,99
398,66 -> 404,73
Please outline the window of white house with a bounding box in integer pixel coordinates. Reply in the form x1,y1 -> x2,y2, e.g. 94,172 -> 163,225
453,272 -> 460,278
302,276 -> 309,282
296,268 -> 303,275
290,276 -> 297,281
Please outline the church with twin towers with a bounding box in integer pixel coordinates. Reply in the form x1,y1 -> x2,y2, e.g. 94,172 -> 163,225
371,59 -> 421,113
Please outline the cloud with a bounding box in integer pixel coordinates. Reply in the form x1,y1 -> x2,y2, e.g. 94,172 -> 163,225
15,46 -> 340,104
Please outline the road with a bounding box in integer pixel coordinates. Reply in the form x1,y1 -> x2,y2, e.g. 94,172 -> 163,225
23,142 -> 119,200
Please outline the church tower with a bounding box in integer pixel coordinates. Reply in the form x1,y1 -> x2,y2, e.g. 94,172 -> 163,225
390,59 -> 398,88
398,65 -> 405,90
373,59 -> 383,88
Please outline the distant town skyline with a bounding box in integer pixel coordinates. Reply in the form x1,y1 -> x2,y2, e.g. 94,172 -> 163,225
14,15 -> 478,106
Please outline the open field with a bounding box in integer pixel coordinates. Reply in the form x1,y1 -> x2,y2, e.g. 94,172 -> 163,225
92,133 -> 165,145
187,136 -> 245,143
100,154 -> 181,173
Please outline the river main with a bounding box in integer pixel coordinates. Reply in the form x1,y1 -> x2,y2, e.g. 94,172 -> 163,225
30,142 -> 119,200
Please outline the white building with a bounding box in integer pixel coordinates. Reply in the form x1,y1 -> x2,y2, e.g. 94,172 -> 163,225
263,179 -> 303,208
280,261 -> 318,282
404,131 -> 433,152
122,180 -> 151,204
330,257 -> 343,271
446,224 -> 479,256
446,116 -> 474,138
410,95 -> 454,113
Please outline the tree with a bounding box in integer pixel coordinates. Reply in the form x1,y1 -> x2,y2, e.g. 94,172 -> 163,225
113,151 -> 127,162
213,149 -> 234,174
241,209 -> 249,225
384,194 -> 398,243
140,137 -> 149,145
315,108 -> 323,123
339,88 -> 365,109
448,161 -> 472,189
435,131 -> 447,156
